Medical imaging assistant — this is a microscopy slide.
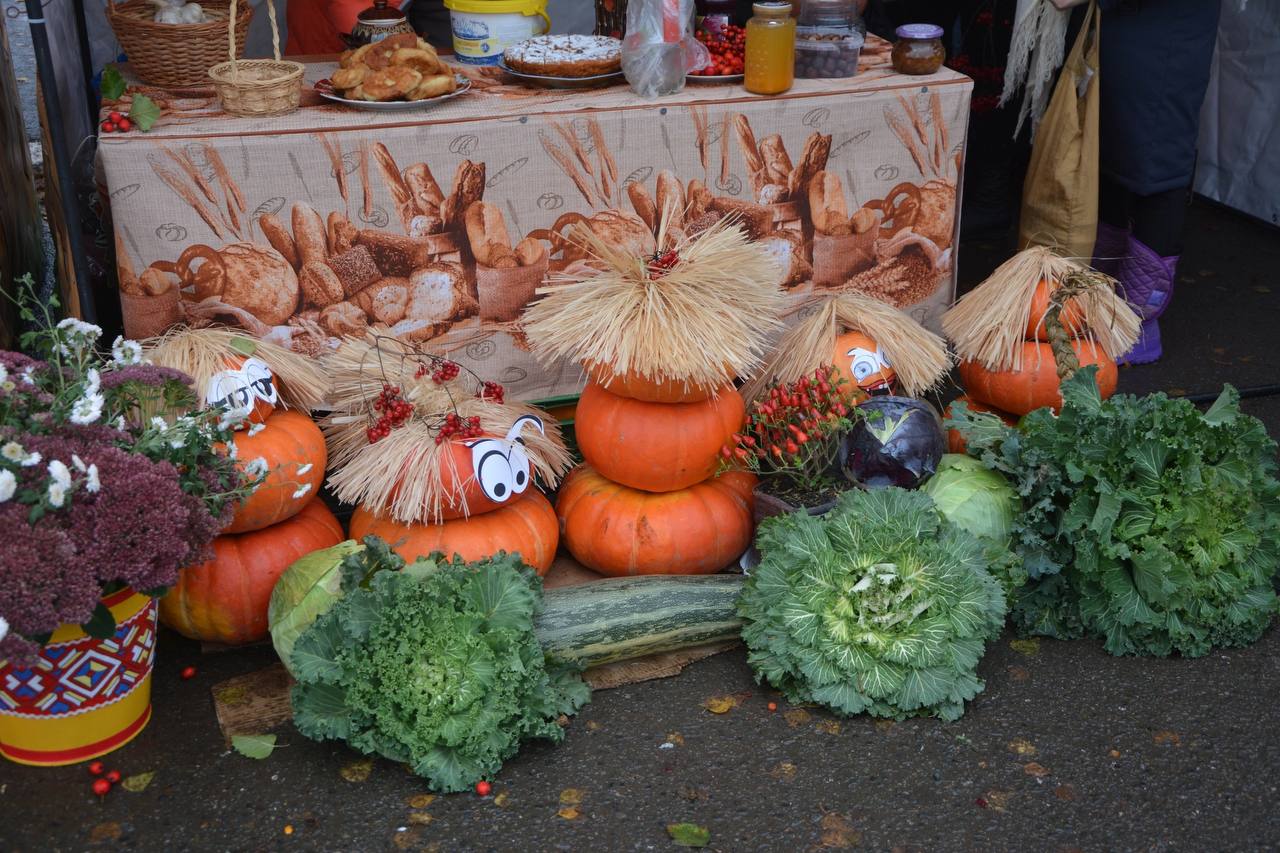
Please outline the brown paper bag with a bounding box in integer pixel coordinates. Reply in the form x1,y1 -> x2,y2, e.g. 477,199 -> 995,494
812,230 -> 876,287
1018,2 -> 1100,260
477,256 -> 549,322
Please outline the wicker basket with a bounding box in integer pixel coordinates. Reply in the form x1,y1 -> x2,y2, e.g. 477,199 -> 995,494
208,0 -> 303,117
108,0 -> 252,89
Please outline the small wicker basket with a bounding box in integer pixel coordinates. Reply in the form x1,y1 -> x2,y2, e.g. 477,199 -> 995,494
108,0 -> 252,89
208,0 -> 303,117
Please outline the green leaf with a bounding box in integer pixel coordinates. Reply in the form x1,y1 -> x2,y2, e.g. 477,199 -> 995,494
1201,386 -> 1240,427
228,336 -> 258,357
80,602 -> 117,640
100,65 -> 125,100
231,733 -> 278,759
128,94 -> 161,132
121,771 -> 156,792
667,823 -> 711,848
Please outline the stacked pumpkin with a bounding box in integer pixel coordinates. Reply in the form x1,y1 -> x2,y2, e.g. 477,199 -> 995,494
524,217 -> 786,577
144,330 -> 340,645
942,247 -> 1141,449
322,336 -> 571,575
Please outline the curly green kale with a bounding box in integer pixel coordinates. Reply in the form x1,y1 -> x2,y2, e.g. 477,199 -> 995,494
739,488 -> 1007,722
289,547 -> 590,792
951,370 -> 1280,657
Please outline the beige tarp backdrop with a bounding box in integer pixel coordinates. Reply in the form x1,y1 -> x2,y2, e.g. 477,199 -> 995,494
98,43 -> 970,401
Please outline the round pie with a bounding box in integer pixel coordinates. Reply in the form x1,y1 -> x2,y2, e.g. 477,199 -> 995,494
503,35 -> 622,78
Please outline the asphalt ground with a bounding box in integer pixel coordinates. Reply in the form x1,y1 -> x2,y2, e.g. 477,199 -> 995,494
1,64 -> 1278,848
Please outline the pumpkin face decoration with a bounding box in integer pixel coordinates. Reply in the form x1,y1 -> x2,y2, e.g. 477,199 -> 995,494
466,415 -> 542,505
205,357 -> 278,428
834,331 -> 896,396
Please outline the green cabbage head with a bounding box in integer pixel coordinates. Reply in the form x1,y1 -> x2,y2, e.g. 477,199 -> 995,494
286,539 -> 590,792
739,487 -> 1007,721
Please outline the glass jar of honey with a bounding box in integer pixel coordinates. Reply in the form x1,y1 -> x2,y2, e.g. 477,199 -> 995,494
891,23 -> 945,76
745,2 -> 796,95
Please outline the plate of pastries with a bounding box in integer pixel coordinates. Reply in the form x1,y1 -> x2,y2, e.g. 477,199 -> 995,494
317,34 -> 470,109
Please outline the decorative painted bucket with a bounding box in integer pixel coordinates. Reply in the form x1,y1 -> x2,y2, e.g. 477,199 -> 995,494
0,588 -> 157,766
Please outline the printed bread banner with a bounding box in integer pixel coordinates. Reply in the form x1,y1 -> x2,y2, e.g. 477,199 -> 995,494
106,85 -> 967,403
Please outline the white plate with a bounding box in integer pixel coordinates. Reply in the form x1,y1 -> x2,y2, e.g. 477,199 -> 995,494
315,75 -> 471,110
686,72 -> 744,84
497,60 -> 624,89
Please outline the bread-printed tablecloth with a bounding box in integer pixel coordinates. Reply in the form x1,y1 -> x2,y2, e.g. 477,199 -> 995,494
98,38 -> 972,402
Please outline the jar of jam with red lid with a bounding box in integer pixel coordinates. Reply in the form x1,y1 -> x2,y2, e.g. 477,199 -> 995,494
892,23 -> 945,75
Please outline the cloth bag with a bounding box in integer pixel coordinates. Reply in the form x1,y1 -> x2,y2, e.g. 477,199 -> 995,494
1017,1 -> 1100,260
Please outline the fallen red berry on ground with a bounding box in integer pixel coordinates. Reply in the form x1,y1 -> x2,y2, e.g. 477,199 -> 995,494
475,781 -> 491,797
180,666 -> 197,680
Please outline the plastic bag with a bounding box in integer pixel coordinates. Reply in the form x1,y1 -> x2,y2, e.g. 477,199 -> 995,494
620,0 -> 709,98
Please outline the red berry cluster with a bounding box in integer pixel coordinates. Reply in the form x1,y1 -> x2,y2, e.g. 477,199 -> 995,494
88,760 -> 123,798
429,360 -> 461,384
647,249 -> 680,279
692,24 -> 745,76
101,110 -> 133,133
478,381 -> 505,404
367,383 -> 413,443
435,412 -> 483,444
723,365 -> 850,467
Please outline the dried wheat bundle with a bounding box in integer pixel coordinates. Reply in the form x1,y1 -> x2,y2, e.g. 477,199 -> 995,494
142,325 -> 330,411
942,247 -> 1141,372
322,335 -> 570,524
744,292 -> 951,401
523,218 -> 786,391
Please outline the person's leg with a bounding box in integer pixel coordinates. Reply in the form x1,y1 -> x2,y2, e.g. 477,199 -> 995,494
1093,176 -> 1131,278
1113,187 -> 1187,364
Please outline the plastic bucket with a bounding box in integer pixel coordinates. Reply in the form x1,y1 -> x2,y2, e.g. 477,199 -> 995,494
444,0 -> 549,65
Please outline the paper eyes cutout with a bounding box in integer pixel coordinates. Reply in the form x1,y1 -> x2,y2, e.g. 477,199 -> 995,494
846,345 -> 895,392
467,415 -> 545,504
205,357 -> 278,423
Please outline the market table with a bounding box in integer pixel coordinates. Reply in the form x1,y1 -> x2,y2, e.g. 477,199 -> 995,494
98,36 -> 971,401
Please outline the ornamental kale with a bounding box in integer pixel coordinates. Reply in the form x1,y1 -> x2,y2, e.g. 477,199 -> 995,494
951,369 -> 1280,657
288,540 -> 590,793
739,488 -> 1007,721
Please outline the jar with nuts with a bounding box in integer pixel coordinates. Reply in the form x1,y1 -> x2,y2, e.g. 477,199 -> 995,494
794,0 -> 865,79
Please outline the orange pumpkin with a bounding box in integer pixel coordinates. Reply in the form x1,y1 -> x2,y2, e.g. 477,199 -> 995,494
575,382 -> 745,493
349,489 -> 559,575
958,339 -> 1117,417
225,409 -> 327,533
585,362 -> 725,404
832,330 -> 896,395
1025,278 -> 1088,342
390,430 -> 538,522
942,395 -> 1017,454
555,465 -> 756,577
160,498 -> 343,644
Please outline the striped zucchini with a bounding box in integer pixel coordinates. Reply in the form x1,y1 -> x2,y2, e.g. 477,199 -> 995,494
535,575 -> 746,669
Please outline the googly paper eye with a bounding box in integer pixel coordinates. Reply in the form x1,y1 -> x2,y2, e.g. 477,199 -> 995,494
473,444 -> 516,502
206,370 -> 255,419
508,445 -> 532,495
241,357 -> 278,406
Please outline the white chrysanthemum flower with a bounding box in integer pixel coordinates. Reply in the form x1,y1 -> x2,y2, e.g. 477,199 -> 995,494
225,440 -> 238,460
0,470 -> 16,502
218,409 -> 247,431
85,464 -> 101,494
47,459 -> 72,489
1,441 -> 24,463
47,481 -> 67,508
83,368 -> 101,396
71,454 -> 87,472
247,422 -> 266,437
69,392 -> 104,425
0,365 -> 8,384
295,463 -> 313,475
111,336 -> 143,366
245,457 -> 270,477
151,416 -> 169,432
19,366 -> 35,385
0,614 -> 8,642
168,435 -> 186,449
20,450 -> 41,467
291,483 -> 313,500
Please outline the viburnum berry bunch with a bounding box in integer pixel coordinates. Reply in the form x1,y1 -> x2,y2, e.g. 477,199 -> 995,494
435,412 -> 484,445
365,351 -> 505,445
722,365 -> 858,495
366,384 -> 414,443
